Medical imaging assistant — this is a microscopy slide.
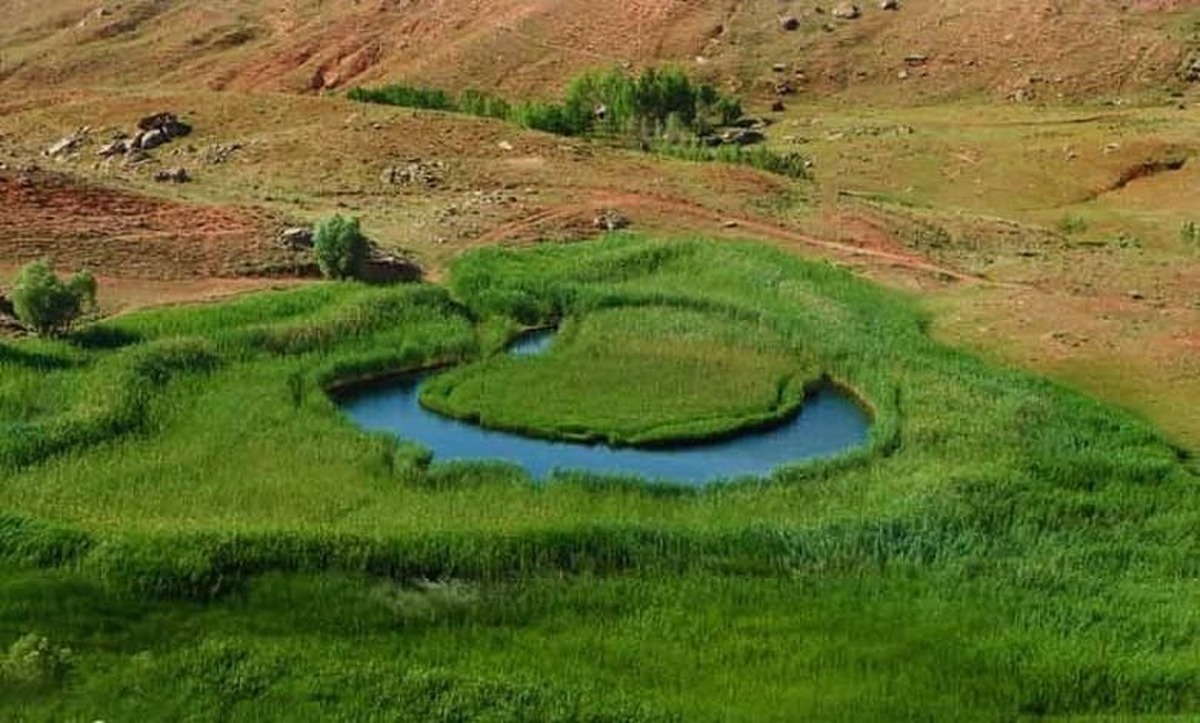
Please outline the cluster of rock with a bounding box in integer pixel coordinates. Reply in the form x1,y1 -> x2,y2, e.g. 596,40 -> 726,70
204,143 -> 243,165
1180,56 -> 1200,83
96,112 -> 193,165
0,294 -> 23,336
44,112 -> 195,181
153,167 -> 191,184
699,119 -> 770,147
380,159 -> 446,188
778,1 -> 899,30
592,209 -> 631,232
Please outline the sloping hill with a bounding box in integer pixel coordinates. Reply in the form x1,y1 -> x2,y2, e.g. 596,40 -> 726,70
0,0 -> 727,95
711,0 -> 1200,104
2,0 -> 1200,101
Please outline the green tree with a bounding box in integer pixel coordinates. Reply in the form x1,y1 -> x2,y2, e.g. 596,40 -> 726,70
313,215 -> 368,280
10,261 -> 96,336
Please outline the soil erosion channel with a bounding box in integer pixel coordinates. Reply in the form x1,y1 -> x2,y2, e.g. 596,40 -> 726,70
337,329 -> 871,483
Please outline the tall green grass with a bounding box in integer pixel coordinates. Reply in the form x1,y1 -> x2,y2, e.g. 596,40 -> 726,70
0,236 -> 1194,719
420,306 -> 817,445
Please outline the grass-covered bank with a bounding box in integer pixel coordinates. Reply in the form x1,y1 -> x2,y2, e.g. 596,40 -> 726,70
0,235 -> 1196,720
419,306 -> 820,446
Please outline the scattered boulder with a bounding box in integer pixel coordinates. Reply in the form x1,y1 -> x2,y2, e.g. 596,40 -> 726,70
832,2 -> 861,19
593,209 -> 631,231
162,119 -> 193,140
153,167 -> 191,183
45,132 -> 86,158
721,128 -> 766,145
771,100 -> 786,113
138,112 -> 181,133
779,15 -> 800,31
1180,56 -> 1200,83
881,0 -> 900,9
138,128 -> 170,151
97,139 -> 131,157
380,159 -> 446,188
205,143 -> 243,164
279,227 -> 314,252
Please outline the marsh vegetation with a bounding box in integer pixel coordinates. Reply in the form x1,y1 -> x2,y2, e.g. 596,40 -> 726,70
0,236 -> 1194,720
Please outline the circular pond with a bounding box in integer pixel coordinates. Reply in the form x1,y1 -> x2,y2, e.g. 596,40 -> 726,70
336,329 -> 871,484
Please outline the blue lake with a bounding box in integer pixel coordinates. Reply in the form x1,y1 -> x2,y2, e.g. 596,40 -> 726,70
336,330 -> 871,485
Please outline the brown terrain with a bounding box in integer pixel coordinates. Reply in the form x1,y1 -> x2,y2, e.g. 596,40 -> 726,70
0,0 -> 1196,447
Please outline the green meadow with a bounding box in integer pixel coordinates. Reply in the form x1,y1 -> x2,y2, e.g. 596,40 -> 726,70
0,235 -> 1195,720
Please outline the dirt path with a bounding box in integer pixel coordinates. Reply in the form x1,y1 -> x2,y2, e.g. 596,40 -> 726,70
477,188 -> 991,285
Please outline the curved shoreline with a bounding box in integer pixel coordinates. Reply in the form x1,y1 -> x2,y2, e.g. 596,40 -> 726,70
326,353 -> 878,448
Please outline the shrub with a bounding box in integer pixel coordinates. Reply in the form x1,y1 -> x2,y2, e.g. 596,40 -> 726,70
457,89 -> 511,120
1058,214 -> 1088,234
1,633 -> 73,687
1180,220 -> 1200,246
313,215 -> 368,280
9,261 -> 96,336
345,85 -> 455,111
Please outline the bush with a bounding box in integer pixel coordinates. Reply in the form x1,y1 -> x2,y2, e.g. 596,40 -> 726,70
1,633 -> 73,687
313,215 -> 368,280
1058,214 -> 1088,234
345,85 -> 455,111
9,261 -> 96,336
1180,220 -> 1200,246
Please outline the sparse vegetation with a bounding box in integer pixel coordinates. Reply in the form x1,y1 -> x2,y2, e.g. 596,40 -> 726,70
9,261 -> 96,337
651,140 -> 811,179
1181,220 -> 1200,247
1057,214 -> 1088,234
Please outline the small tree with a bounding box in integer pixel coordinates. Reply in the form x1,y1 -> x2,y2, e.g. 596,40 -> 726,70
10,261 -> 96,336
313,215 -> 368,280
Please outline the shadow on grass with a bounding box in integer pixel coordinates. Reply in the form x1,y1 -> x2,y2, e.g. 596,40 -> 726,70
67,325 -> 142,351
0,343 -> 75,371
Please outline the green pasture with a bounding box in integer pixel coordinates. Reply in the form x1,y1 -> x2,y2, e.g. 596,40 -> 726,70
0,235 -> 1194,720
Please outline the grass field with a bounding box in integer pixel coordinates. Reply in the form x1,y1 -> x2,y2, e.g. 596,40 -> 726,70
0,235 -> 1196,720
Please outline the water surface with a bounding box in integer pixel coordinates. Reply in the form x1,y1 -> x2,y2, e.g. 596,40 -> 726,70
340,375 -> 870,484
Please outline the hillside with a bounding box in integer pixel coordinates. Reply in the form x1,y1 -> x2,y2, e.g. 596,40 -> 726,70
3,0 -> 1200,102
0,0 -> 1196,447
